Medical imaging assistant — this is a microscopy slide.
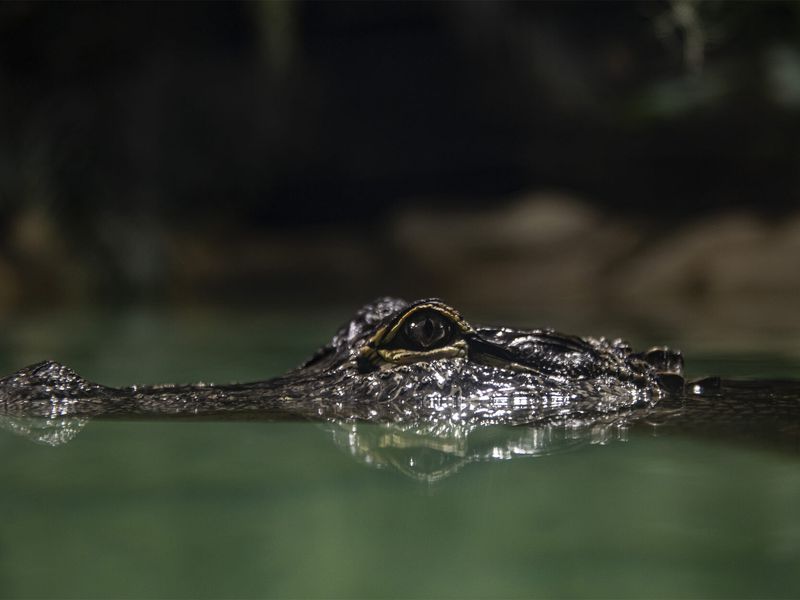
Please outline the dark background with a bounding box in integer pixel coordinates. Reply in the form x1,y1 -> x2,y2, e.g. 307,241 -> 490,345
3,6 -> 800,599
1,1 -> 799,321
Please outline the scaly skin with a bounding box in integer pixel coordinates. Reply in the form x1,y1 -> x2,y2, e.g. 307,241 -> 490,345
0,298 -> 674,427
2,298 -> 799,478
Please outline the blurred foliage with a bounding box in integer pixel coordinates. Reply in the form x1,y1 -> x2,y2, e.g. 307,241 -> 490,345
0,1 -> 799,307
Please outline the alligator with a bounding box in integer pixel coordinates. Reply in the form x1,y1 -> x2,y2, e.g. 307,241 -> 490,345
1,297 -> 799,473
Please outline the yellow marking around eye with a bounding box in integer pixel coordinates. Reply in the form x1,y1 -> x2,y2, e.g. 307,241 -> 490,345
381,302 -> 473,346
365,324 -> 388,348
359,302 -> 474,368
358,344 -> 382,366
376,340 -> 468,366
359,324 -> 388,366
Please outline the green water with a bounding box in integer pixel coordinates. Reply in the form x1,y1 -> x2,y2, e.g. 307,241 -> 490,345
1,309 -> 799,598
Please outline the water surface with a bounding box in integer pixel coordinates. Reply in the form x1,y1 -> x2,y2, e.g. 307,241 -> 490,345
0,308 -> 798,598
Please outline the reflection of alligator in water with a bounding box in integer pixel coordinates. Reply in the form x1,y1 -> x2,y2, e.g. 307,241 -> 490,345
1,298 -> 799,480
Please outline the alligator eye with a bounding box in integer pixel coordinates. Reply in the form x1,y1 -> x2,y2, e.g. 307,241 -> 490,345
400,311 -> 453,350
359,300 -> 472,368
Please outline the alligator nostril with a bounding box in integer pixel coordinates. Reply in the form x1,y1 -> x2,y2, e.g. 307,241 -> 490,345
642,347 -> 684,376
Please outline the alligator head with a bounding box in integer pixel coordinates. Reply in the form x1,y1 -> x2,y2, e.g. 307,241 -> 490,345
0,297 -> 683,431
283,297 -> 683,424
5,298 -> 800,482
